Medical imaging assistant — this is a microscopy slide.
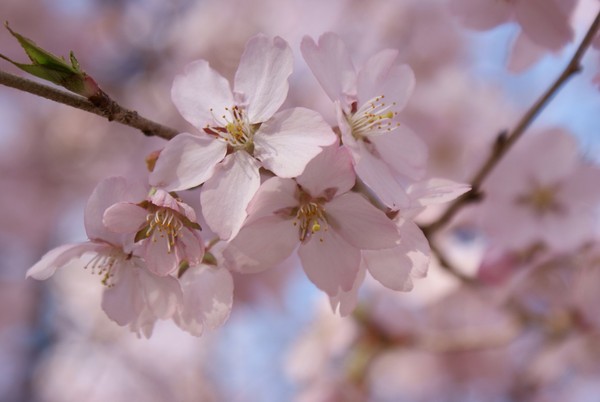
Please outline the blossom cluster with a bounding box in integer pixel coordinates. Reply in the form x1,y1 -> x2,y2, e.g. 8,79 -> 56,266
26,32 -> 469,336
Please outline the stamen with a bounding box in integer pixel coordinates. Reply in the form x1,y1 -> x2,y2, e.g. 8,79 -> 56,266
348,95 -> 401,140
204,105 -> 255,150
83,249 -> 124,287
145,208 -> 184,254
293,202 -> 328,242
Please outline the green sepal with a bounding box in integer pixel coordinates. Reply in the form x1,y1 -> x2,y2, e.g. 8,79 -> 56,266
0,22 -> 100,97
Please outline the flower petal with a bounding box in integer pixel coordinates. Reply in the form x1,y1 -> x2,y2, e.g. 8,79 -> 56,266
144,235 -> 179,276
448,0 -> 512,30
26,242 -> 102,280
329,266 -> 366,317
175,264 -> 234,336
299,228 -> 360,296
103,202 -> 147,233
407,178 -> 471,206
246,177 -> 298,224
296,145 -> 355,198
234,35 -> 293,123
254,107 -> 337,178
370,126 -> 427,181
85,176 -> 146,243
515,0 -> 574,51
138,267 -> 183,319
364,219 -> 430,291
172,60 -> 234,128
300,33 -> 356,106
101,262 -> 142,326
357,49 -> 415,111
150,133 -> 227,191
326,192 -> 400,250
200,151 -> 261,240
507,31 -> 548,73
224,216 -> 298,273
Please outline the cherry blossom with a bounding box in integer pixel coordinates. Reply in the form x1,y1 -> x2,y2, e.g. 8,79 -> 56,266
301,32 -> 428,210
224,145 -> 401,299
103,188 -> 204,277
150,34 -> 337,240
26,177 -> 183,337
448,0 -> 577,71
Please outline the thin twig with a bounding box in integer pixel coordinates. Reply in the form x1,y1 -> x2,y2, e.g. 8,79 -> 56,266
0,69 -> 179,140
423,10 -> 600,237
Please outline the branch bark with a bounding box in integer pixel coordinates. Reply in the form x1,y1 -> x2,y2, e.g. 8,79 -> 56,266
0,69 -> 179,140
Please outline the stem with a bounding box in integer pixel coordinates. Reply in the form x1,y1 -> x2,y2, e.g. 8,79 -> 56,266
423,10 -> 600,237
0,69 -> 179,140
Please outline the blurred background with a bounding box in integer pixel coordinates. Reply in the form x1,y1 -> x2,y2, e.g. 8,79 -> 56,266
2,0 -> 600,401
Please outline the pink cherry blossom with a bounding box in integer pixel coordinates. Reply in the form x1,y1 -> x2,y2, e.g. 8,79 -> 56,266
150,34 -> 337,240
449,0 -> 577,71
224,146 -> 401,299
301,32 -> 428,210
480,129 -> 600,252
103,188 -> 204,277
26,177 -> 183,337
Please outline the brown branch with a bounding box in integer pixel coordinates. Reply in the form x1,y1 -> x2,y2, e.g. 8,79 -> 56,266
0,69 -> 179,140
423,10 -> 600,237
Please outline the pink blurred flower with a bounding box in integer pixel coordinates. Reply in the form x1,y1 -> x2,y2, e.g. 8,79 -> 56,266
150,34 -> 336,240
103,188 -> 204,277
449,0 -> 577,71
301,32 -> 428,210
224,146 -> 400,299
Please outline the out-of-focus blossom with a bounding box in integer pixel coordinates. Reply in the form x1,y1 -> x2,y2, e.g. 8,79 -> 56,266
479,129 -> 600,252
301,32 -> 428,210
150,34 -> 336,240
449,0 -> 578,71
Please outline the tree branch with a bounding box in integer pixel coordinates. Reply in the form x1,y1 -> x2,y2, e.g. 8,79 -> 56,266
0,69 -> 179,140
423,10 -> 600,237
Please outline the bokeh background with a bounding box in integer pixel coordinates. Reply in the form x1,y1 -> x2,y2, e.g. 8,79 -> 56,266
2,0 -> 600,401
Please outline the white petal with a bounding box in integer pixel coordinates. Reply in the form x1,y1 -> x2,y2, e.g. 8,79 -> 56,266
254,107 -> 337,178
103,202 -> 147,233
329,266 -> 366,317
326,192 -> 400,250
300,33 -> 357,106
299,228 -> 360,296
370,126 -> 428,182
296,145 -> 355,198
234,35 -> 293,123
364,220 -> 430,291
150,133 -> 227,191
200,151 -> 261,240
138,268 -> 183,319
171,60 -> 234,128
101,262 -> 143,326
175,265 -> 234,336
224,217 -> 298,273
407,178 -> 471,206
246,177 -> 298,224
26,242 -> 102,280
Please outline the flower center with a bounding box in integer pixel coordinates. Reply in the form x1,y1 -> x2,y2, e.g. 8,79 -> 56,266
84,247 -> 127,287
348,95 -> 400,140
293,201 -> 328,242
205,105 -> 255,151
144,208 -> 183,253
516,184 -> 563,216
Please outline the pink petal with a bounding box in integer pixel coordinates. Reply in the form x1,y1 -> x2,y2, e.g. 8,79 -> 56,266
507,31 -> 549,72
171,60 -> 234,128
448,0 -> 513,30
407,178 -> 471,206
364,220 -> 430,291
370,126 -> 427,181
224,216 -> 298,273
329,266 -> 365,317
103,202 -> 147,233
234,35 -> 293,123
246,177 -> 298,224
326,192 -> 400,250
175,264 -> 234,336
296,145 -> 355,198
150,133 -> 227,191
138,267 -> 183,319
357,49 -> 415,111
299,228 -> 361,296
85,177 -> 146,243
177,229 -> 205,266
300,33 -> 356,107
254,107 -> 337,178
101,261 -> 143,326
26,242 -> 102,280
144,235 -> 179,276
515,0 -> 574,51
200,151 -> 261,240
